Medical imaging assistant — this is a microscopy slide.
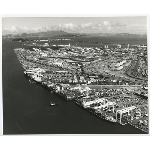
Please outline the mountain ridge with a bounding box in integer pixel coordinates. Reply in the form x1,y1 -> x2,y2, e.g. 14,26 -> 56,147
2,31 -> 147,38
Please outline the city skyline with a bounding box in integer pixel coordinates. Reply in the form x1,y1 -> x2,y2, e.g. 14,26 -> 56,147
2,16 -> 147,35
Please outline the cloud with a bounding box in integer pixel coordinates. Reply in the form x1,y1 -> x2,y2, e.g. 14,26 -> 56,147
81,22 -> 93,28
11,26 -> 17,31
3,26 -> 17,32
63,23 -> 78,30
103,21 -> 110,26
107,27 -> 112,30
32,27 -> 42,32
2,21 -> 146,35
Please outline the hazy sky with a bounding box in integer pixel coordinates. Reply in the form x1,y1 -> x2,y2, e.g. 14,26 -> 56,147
2,16 -> 147,34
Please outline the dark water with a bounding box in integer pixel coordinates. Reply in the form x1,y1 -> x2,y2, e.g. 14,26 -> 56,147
2,40 -> 146,134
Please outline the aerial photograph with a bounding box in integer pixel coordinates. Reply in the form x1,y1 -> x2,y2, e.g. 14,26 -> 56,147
2,16 -> 148,134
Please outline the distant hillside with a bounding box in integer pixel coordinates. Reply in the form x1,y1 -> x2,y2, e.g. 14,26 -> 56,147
3,30 -> 69,38
3,31 -> 147,39
30,30 -> 69,37
86,33 -> 147,37
55,33 -> 88,37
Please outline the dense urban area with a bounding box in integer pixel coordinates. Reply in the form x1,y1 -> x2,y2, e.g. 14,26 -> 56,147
12,36 -> 148,133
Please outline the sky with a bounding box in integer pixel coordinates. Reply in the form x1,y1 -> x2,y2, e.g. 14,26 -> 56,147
2,16 -> 147,34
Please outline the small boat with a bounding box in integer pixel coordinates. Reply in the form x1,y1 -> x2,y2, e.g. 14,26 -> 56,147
49,102 -> 58,106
